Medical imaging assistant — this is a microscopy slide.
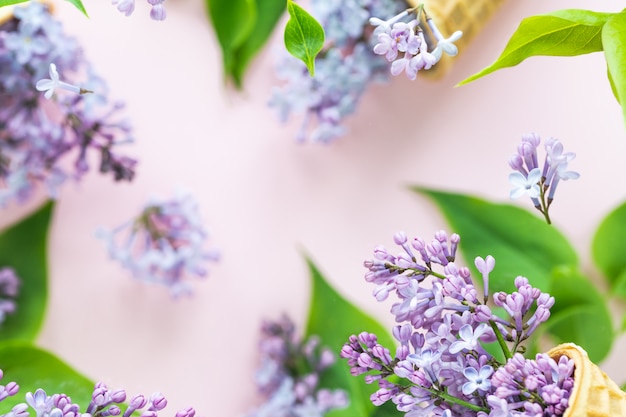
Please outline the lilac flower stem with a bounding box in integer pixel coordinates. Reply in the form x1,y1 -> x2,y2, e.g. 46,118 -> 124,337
488,320 -> 512,360
536,181 -> 552,225
419,386 -> 488,413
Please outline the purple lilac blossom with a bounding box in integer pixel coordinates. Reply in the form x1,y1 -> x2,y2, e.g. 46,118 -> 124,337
0,2 -> 137,207
268,0 -> 406,143
341,231 -> 571,416
0,268 -> 20,324
508,133 -> 579,223
246,315 -> 348,417
112,0 -> 166,21
97,191 -> 219,297
0,372 -> 197,417
370,8 -> 462,80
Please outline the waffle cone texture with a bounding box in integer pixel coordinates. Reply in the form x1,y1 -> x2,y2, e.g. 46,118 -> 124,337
406,0 -> 505,76
547,343 -> 626,417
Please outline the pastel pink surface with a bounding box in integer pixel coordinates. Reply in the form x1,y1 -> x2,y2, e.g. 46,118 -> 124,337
8,0 -> 623,415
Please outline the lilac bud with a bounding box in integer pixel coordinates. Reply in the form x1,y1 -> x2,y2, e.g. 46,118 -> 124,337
111,390 -> 126,403
393,231 -> 407,245
148,393 -> 167,411
175,407 -> 195,417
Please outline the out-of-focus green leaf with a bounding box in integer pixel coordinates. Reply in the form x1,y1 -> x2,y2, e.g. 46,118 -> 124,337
415,188 -> 578,292
206,0 -> 257,78
231,0 -> 285,87
0,0 -> 27,8
607,65 -> 621,104
544,267 -> 613,363
305,258 -> 394,417
0,202 -> 53,342
592,199 -> 626,300
602,12 -> 626,129
459,9 -> 611,85
0,341 -> 94,409
284,0 -> 324,76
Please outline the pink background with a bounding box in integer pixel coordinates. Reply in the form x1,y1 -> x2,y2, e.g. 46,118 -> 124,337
4,0 -> 626,414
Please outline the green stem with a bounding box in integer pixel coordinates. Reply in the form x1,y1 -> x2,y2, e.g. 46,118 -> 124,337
489,320 -> 512,360
422,386 -> 488,413
537,182 -> 552,225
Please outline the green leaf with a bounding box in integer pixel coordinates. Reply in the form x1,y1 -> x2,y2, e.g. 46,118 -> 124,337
607,65 -> 621,104
305,258 -> 394,417
591,199 -> 626,299
231,0 -> 285,87
0,341 -> 94,409
206,0 -> 257,78
415,188 -> 578,292
0,0 -> 27,8
0,202 -> 53,342
64,0 -> 88,16
284,0 -> 324,76
543,267 -> 613,363
459,9 -> 611,85
602,12 -> 626,129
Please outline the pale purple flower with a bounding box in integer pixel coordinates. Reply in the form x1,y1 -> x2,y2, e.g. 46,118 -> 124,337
508,168 -> 541,199
112,0 -> 166,21
35,63 -> 82,99
449,323 -> 491,354
97,191 -> 219,297
248,315 -> 347,417
462,365 -> 493,395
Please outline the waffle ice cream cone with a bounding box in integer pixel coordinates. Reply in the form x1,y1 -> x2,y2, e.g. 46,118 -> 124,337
547,343 -> 626,417
406,0 -> 506,77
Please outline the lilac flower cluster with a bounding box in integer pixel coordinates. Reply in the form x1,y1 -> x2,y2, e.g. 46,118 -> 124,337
268,0 -> 406,143
0,371 -> 197,417
0,268 -> 20,324
370,7 -> 463,79
97,191 -> 219,297
0,2 -> 137,207
508,133 -> 579,224
247,315 -> 348,417
341,231 -> 572,416
112,0 -> 167,21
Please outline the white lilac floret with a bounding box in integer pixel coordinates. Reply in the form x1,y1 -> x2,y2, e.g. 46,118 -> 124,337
35,63 -> 92,99
246,315 -> 348,417
0,268 -> 20,324
112,0 -> 167,21
370,6 -> 463,80
0,372 -> 197,417
97,191 -> 219,297
268,0 -> 406,143
0,3 -> 137,206
342,231 -> 570,416
508,133 -> 579,224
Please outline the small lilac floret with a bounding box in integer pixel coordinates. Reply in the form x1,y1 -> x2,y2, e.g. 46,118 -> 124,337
35,63 -> 83,99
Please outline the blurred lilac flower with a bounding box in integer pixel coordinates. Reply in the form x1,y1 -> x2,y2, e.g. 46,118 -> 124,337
0,268 -> 20,324
0,3 -> 137,207
0,373 -> 196,417
269,0 -> 406,143
97,191 -> 219,297
247,315 -> 348,417
508,133 -> 579,224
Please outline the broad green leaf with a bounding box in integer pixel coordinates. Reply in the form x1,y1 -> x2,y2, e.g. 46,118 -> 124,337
415,188 -> 578,292
607,65 -> 620,104
231,0 -> 285,87
602,12 -> 626,129
64,0 -> 88,16
0,1 -> 27,9
305,258 -> 394,417
543,267 -> 613,363
371,401 -> 401,417
592,199 -> 626,298
0,202 -> 53,342
0,341 -> 94,409
206,0 -> 256,78
459,9 -> 611,85
284,0 -> 324,76
621,312 -> 626,333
